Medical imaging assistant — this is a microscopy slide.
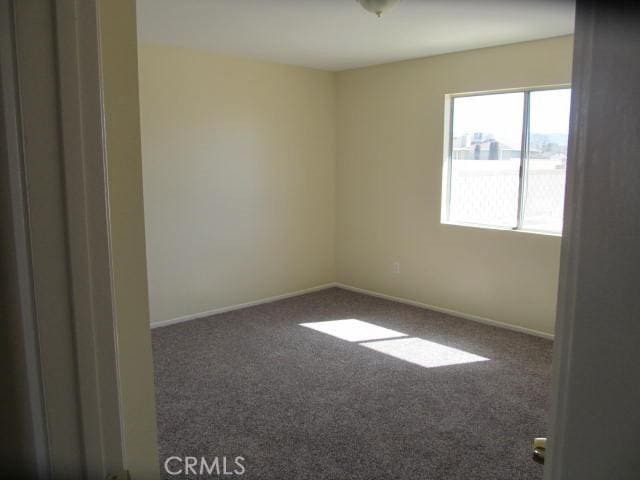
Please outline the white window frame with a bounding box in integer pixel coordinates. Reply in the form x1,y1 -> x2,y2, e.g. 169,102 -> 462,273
441,85 -> 571,235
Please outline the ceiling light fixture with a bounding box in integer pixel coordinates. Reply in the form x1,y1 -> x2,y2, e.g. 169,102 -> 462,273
356,0 -> 400,18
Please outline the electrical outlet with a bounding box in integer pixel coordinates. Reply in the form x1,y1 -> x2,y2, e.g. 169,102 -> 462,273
392,262 -> 400,274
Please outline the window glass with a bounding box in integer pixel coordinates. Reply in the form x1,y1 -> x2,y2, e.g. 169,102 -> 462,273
521,89 -> 571,232
449,92 -> 524,228
444,88 -> 571,234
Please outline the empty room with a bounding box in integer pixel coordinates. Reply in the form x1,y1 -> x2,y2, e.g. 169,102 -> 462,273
136,0 -> 574,478
6,1 -> 640,479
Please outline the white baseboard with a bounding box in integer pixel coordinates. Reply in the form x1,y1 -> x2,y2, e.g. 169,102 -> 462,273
150,283 -> 338,329
151,281 -> 554,340
334,283 -> 554,340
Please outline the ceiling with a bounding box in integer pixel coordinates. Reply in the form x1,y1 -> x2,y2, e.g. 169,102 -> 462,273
136,0 -> 575,71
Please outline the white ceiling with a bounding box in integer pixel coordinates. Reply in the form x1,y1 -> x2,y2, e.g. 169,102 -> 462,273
136,0 -> 575,71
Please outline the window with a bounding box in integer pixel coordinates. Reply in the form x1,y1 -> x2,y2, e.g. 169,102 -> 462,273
442,87 -> 571,234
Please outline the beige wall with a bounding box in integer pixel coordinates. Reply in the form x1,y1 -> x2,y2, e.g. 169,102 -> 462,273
139,44 -> 336,324
100,1 -> 159,478
140,36 -> 573,336
335,36 -> 574,335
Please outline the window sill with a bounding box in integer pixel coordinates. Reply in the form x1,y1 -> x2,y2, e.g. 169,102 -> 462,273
440,220 -> 562,237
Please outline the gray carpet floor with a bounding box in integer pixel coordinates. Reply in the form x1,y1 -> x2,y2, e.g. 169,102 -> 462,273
152,287 -> 552,479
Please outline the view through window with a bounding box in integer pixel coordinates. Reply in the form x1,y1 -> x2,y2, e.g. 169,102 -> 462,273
443,88 -> 571,234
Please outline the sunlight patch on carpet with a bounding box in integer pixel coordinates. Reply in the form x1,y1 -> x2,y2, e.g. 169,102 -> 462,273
360,337 -> 489,368
300,319 -> 407,342
301,319 -> 489,368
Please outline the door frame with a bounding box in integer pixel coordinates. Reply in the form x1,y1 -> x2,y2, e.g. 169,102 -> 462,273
545,1 -> 640,478
2,0 -> 127,477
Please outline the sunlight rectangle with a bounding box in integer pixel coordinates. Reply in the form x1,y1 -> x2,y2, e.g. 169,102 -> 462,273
300,319 -> 407,342
360,337 -> 489,368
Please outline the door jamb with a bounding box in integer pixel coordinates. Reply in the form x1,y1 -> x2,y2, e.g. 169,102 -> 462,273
2,0 -> 127,477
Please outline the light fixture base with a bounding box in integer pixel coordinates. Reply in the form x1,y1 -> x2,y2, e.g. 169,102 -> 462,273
356,0 -> 400,18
